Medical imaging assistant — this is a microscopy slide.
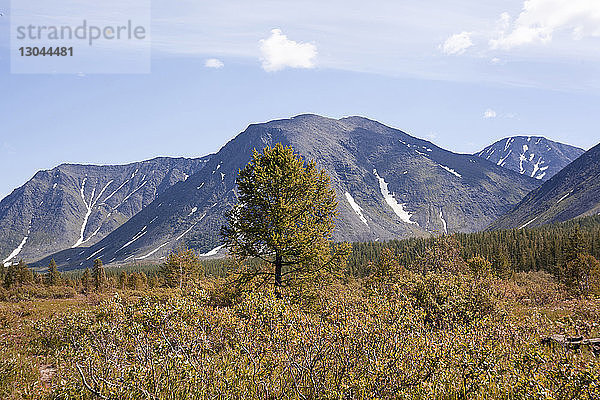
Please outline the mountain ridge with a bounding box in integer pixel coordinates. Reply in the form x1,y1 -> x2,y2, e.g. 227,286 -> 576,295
32,114 -> 541,270
1,156 -> 211,266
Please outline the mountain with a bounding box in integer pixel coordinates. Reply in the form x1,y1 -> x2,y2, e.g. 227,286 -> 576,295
1,157 -> 210,266
34,115 -> 541,270
475,136 -> 584,181
489,142 -> 600,230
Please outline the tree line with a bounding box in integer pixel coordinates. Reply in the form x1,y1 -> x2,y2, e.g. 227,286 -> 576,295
348,215 -> 600,295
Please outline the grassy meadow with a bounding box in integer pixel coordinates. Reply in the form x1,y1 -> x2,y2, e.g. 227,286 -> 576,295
1,236 -> 599,399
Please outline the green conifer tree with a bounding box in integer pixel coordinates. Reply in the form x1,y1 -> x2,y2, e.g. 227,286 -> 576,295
222,143 -> 350,291
13,260 -> 33,285
118,271 -> 128,290
46,259 -> 61,286
92,259 -> 106,291
81,268 -> 92,294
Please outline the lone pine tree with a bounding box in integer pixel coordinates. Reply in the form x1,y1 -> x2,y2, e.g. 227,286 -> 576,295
223,143 -> 349,291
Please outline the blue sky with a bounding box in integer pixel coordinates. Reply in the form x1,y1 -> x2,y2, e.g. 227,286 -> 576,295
0,0 -> 599,199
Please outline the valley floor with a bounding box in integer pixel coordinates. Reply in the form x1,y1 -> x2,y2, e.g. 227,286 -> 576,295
1,270 -> 599,399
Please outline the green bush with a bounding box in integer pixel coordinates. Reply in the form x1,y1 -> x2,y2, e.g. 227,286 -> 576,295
401,272 -> 496,329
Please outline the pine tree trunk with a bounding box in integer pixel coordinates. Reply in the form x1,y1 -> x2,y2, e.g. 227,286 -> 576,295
275,253 -> 283,290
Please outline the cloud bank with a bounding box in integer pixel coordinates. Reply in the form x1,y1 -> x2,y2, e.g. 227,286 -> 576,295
441,0 -> 600,57
490,0 -> 600,50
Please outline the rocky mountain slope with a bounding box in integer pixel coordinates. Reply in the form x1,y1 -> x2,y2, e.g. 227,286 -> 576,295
475,136 -> 584,181
1,157 -> 210,266
34,115 -> 541,270
489,142 -> 600,230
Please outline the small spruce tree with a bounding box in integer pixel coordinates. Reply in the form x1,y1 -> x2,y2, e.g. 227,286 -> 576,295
81,268 -> 92,294
562,253 -> 600,296
15,260 -> 33,285
46,259 -> 61,286
118,271 -> 128,290
3,263 -> 17,288
92,259 -> 106,291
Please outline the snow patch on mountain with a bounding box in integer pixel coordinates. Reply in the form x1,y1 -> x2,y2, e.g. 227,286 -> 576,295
440,210 -> 448,234
72,178 -> 94,248
497,150 -> 512,167
345,192 -> 368,226
439,165 -> 462,178
136,242 -> 170,260
79,224 -> 103,247
531,157 -> 549,180
118,226 -> 148,251
373,169 -> 418,225
556,192 -> 571,204
519,217 -> 538,229
3,235 -> 29,266
115,181 -> 147,209
86,246 -> 106,261
519,145 -> 528,174
96,180 -> 114,204
200,245 -> 224,257
102,178 -> 131,205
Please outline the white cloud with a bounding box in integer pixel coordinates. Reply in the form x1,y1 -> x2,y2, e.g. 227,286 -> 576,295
483,109 -> 497,119
440,31 -> 473,55
259,29 -> 317,72
205,58 -> 224,68
490,0 -> 600,50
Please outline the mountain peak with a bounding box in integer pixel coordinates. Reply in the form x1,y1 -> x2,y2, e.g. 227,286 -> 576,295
490,142 -> 600,230
475,136 -> 584,181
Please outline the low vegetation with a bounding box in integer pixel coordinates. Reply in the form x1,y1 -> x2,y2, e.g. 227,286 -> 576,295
1,145 -> 599,399
1,236 -> 599,399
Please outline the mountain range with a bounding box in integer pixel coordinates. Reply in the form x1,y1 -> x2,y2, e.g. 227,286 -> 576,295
489,142 -> 600,230
474,136 -> 584,181
25,115 -> 543,270
1,157 -> 210,267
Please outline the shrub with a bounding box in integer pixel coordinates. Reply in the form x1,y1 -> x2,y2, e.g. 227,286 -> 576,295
0,285 -> 76,302
560,254 -> 600,297
401,272 -> 496,329
494,271 -> 568,306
